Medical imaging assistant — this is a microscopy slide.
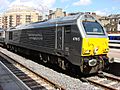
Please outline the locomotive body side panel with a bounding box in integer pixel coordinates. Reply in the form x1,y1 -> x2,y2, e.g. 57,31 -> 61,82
6,27 -> 56,54
64,25 -> 82,66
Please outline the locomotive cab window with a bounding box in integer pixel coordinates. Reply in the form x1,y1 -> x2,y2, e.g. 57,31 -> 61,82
65,25 -> 71,33
82,21 -> 105,35
82,15 -> 105,35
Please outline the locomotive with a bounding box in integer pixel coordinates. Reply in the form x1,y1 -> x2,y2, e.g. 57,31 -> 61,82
3,13 -> 110,74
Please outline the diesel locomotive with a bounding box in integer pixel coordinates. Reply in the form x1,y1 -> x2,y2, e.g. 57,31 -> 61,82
3,13 -> 110,74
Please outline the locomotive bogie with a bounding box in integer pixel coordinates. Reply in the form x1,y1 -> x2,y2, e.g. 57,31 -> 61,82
80,55 -> 109,74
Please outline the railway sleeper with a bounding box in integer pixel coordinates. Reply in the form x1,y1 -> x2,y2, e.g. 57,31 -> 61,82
30,85 -> 46,90
25,81 -> 39,85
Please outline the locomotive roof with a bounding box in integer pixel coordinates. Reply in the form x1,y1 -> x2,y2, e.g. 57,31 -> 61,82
11,13 -> 83,30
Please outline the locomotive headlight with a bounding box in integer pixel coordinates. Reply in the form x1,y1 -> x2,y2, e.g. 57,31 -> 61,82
89,59 -> 97,66
83,49 -> 90,55
105,48 -> 109,52
94,47 -> 98,54
85,50 -> 90,53
103,48 -> 109,53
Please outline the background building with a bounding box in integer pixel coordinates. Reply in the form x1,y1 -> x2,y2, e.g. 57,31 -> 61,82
99,16 -> 110,26
1,5 -> 120,33
2,5 -> 43,30
99,14 -> 120,33
0,13 -> 3,29
108,14 -> 120,32
48,8 -> 66,19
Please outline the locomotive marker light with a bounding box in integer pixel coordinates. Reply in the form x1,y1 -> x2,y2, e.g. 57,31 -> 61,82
93,47 -> 98,55
83,49 -> 90,55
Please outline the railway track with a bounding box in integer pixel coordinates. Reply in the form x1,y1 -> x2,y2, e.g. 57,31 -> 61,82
86,72 -> 120,90
0,52 -> 65,90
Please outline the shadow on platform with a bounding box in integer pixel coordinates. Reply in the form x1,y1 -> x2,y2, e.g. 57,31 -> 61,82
108,63 -> 120,76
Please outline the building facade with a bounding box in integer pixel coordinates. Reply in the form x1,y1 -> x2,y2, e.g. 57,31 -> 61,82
99,16 -> 110,26
2,5 -> 43,30
104,14 -> 120,33
1,6 -> 120,33
48,8 -> 66,19
0,13 -> 3,29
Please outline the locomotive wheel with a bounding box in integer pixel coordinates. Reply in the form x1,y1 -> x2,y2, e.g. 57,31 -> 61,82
49,55 -> 58,64
58,57 -> 70,71
14,47 -> 18,53
41,53 -> 48,63
39,53 -> 42,61
58,58 -> 66,70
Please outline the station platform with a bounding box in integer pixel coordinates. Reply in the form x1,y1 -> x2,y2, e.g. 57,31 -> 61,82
0,61 -> 30,90
108,48 -> 120,63
114,58 -> 120,63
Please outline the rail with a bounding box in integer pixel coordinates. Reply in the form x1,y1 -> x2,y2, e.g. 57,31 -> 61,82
86,72 -> 120,90
0,51 -> 65,90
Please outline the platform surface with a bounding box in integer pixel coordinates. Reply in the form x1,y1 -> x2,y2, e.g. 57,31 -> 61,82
0,61 -> 29,90
108,48 -> 120,63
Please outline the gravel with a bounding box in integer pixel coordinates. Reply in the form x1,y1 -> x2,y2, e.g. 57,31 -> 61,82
0,47 -> 103,90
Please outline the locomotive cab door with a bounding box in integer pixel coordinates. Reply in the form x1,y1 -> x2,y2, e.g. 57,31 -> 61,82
64,25 -> 71,56
55,26 -> 64,51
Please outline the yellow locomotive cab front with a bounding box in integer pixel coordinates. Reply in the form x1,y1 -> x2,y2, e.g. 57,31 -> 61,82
82,38 -> 109,56
78,14 -> 110,74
